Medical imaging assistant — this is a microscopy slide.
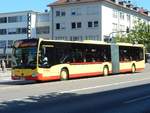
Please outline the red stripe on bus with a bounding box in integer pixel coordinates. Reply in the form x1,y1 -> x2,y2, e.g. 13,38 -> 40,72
120,69 -> 131,73
120,68 -> 144,73
26,74 -> 60,81
12,74 -> 60,81
136,68 -> 144,71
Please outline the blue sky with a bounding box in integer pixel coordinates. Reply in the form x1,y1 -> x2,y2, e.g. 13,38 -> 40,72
0,0 -> 149,13
131,0 -> 150,10
0,0 -> 53,13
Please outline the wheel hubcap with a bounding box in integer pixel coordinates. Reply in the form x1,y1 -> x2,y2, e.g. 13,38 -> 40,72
104,68 -> 108,76
61,71 -> 67,79
132,66 -> 135,72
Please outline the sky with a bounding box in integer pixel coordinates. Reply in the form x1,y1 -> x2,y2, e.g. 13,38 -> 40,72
0,0 -> 149,13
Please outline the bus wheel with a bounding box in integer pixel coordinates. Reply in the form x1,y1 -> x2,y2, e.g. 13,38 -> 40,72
103,66 -> 109,76
60,69 -> 69,80
131,64 -> 136,73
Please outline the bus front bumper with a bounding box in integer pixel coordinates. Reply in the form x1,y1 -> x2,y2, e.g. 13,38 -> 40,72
11,74 -> 60,81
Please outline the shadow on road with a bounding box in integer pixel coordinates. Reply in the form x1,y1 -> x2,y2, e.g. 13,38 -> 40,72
0,71 -> 142,86
1,84 -> 150,113
0,80 -> 37,85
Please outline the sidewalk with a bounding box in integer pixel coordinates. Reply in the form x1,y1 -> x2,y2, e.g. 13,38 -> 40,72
0,69 -> 11,76
0,69 -> 11,81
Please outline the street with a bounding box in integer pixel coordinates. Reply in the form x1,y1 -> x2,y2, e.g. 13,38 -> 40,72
0,64 -> 150,113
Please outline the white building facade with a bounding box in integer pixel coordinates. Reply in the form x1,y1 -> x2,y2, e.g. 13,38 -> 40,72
48,0 -> 150,41
0,10 -> 51,67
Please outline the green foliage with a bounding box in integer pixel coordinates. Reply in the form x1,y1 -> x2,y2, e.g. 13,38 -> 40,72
114,20 -> 150,52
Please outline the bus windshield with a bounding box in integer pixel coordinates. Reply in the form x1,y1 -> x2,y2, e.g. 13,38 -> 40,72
12,47 -> 37,69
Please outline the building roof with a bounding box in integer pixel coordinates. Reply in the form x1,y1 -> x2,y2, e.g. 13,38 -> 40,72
0,10 -> 38,15
48,0 -> 150,18
48,0 -> 104,6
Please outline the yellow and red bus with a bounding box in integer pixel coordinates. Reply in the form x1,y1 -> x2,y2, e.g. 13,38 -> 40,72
11,38 -> 145,81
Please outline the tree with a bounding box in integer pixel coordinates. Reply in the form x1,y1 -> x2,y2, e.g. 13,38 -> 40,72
115,20 -> 150,52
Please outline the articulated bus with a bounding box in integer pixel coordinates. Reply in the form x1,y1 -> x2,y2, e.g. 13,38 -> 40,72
11,38 -> 145,81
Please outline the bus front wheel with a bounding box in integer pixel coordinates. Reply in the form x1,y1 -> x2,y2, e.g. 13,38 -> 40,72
103,66 -> 109,76
60,68 -> 69,80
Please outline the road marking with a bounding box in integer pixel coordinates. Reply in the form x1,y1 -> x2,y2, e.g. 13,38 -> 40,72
1,77 -> 150,103
60,78 -> 150,94
124,95 -> 150,104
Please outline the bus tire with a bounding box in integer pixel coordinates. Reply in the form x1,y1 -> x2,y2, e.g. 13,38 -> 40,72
103,66 -> 109,76
131,64 -> 136,73
60,68 -> 69,80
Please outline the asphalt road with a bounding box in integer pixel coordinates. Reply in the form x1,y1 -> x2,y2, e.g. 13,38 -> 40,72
0,64 -> 150,113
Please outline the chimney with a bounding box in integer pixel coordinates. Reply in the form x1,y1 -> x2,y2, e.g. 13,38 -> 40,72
118,1 -> 127,6
143,10 -> 150,16
111,0 -> 119,4
110,0 -> 116,3
126,1 -> 133,9
138,7 -> 145,13
133,7 -> 139,11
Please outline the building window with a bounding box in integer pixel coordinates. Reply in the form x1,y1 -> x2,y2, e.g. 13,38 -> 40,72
36,26 -> 50,34
61,11 -> 66,16
61,23 -> 66,29
8,28 -> 17,34
88,22 -> 93,28
7,40 -> 13,48
112,23 -> 118,32
88,21 -> 99,28
8,16 -> 27,23
77,22 -> 81,28
56,11 -> 60,16
37,14 -> 49,22
20,28 -> 27,34
85,35 -> 99,40
70,36 -> 83,41
71,11 -> 76,15
127,14 -> 131,21
113,9 -> 118,18
119,12 -> 124,20
8,28 -> 27,34
56,23 -> 60,30
55,36 -> 67,40
0,29 -> 7,35
0,17 -> 7,23
71,8 -> 81,16
119,25 -> 125,31
56,23 -> 65,30
0,40 -> 6,48
71,22 -> 76,29
94,21 -> 99,27
56,11 -> 66,17
17,28 -> 27,34
71,22 -> 82,29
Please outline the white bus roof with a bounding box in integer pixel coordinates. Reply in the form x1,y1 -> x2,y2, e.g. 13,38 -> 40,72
39,38 -> 144,47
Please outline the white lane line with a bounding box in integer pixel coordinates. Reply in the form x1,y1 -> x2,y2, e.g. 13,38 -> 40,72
60,78 -> 150,94
124,95 -> 150,104
1,77 -> 150,103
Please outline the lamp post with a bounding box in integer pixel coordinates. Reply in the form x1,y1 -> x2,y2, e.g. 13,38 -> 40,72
108,30 -> 126,43
105,27 -> 130,43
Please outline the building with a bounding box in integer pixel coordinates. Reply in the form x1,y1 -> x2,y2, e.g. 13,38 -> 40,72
48,0 -> 150,41
0,10 -> 51,67
0,0 -> 150,67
